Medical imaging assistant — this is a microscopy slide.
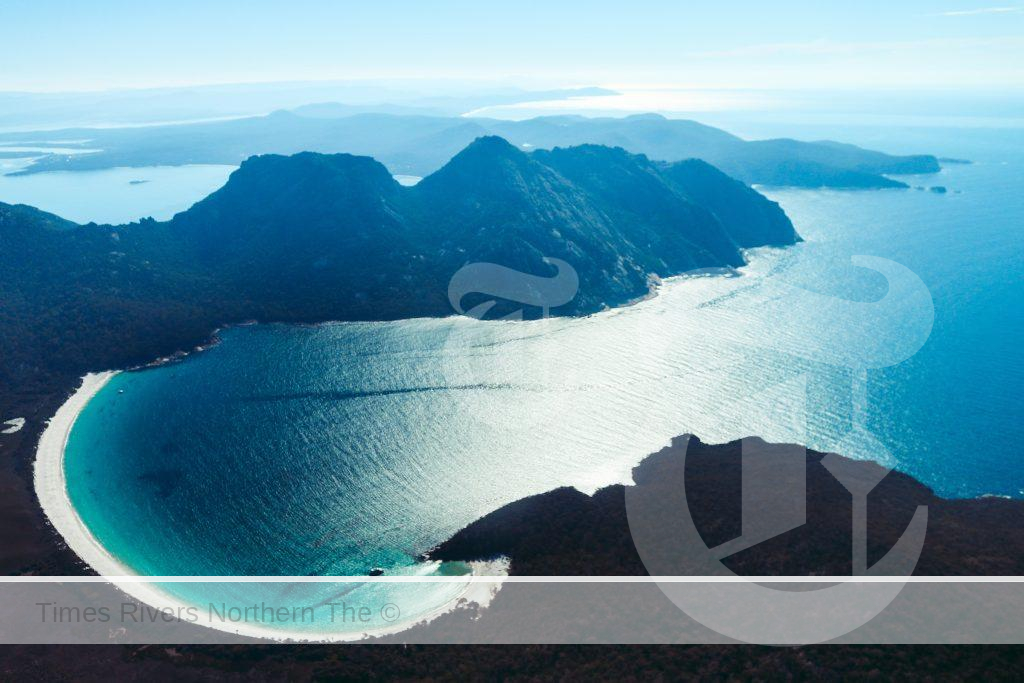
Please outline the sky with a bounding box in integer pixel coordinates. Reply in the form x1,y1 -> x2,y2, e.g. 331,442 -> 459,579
1,1 -> 1023,92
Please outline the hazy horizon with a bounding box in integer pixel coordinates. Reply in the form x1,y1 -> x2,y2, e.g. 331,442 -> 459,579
3,2 -> 1023,92
1,80 -> 1022,134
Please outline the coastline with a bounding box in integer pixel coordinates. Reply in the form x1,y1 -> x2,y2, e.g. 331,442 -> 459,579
33,371 -> 508,642
25,245 -> 793,641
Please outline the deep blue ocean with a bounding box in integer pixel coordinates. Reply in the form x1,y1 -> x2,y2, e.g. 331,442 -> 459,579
58,126 -> 1024,634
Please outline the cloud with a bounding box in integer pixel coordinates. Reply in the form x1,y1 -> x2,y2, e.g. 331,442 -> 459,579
941,6 -> 1022,16
692,36 -> 1024,59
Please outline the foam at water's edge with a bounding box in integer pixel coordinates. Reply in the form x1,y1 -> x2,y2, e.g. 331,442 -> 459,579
33,371 -> 508,641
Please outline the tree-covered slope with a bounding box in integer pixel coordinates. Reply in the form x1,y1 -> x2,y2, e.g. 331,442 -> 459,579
0,138 -> 798,389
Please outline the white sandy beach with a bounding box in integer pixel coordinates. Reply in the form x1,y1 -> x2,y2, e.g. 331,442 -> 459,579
33,371 -> 507,642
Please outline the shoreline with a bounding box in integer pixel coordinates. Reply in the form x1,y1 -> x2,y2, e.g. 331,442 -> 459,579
26,245 -> 791,640
33,372 -> 508,642
26,245 -> 805,642
63,243 -> 792,392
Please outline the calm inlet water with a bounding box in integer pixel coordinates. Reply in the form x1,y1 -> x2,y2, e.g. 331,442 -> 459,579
0,155 -> 236,224
62,129 -> 1024,635
0,154 -> 426,224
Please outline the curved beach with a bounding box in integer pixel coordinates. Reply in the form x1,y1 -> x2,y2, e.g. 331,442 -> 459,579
33,372 -> 507,642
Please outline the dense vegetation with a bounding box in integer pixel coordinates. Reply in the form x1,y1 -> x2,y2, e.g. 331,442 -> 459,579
3,111 -> 940,188
433,436 -> 1024,576
5,135 -> 1002,680
7,437 -> 1022,679
0,137 -> 797,394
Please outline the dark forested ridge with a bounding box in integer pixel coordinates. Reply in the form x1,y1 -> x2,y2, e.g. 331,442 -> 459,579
432,435 -> 1024,577
5,436 -> 1020,679
3,111 -> 941,189
0,137 -> 797,392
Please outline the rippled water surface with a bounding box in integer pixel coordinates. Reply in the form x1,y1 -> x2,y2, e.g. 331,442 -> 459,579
63,128 -> 1024,633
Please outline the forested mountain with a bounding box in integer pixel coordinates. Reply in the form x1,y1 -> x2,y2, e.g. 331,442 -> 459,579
0,137 -> 797,390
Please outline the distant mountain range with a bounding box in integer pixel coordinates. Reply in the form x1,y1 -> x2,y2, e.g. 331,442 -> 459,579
1,111 -> 940,188
0,138 -> 796,388
0,84 -> 617,129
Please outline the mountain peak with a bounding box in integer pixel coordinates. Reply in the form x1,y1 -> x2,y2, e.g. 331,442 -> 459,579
454,135 -> 523,160
1,139 -> 803,385
416,135 -> 540,191
236,150 -> 392,177
174,151 -> 399,232
624,113 -> 667,121
210,151 -> 397,199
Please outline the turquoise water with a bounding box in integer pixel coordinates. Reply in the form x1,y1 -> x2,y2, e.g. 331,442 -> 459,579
62,128 -> 1024,633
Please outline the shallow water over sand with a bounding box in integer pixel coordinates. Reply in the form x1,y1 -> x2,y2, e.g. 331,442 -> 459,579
59,132 -> 1024,636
